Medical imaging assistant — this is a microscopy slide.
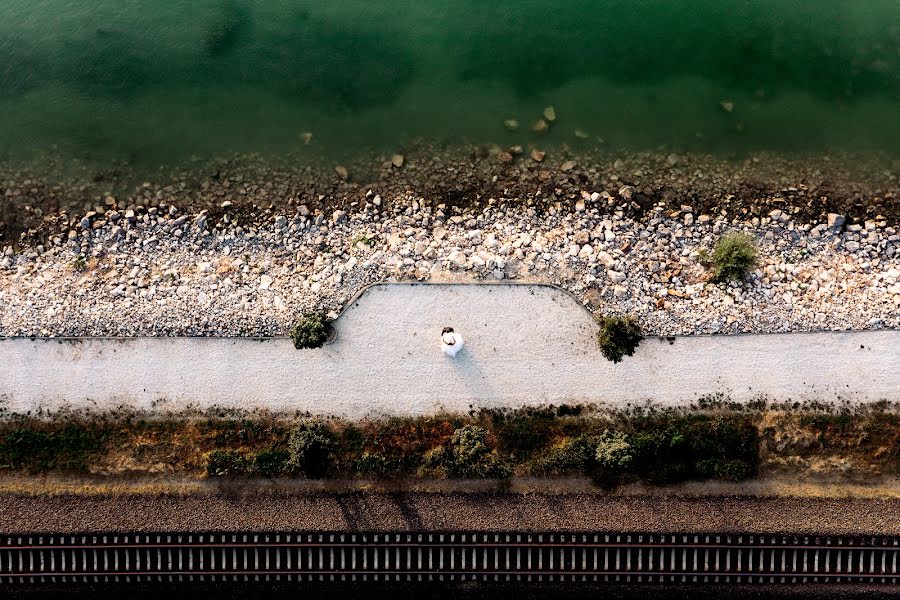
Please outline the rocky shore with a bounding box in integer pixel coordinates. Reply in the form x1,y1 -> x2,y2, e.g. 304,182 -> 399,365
1,148 -> 898,337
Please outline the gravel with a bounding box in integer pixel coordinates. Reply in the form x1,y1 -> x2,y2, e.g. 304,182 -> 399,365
2,490 -> 899,535
1,149 -> 899,338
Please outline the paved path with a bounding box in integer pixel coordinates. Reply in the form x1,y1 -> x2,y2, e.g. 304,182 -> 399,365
1,284 -> 897,418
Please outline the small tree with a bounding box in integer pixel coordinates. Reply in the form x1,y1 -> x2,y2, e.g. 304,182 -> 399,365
709,232 -> 757,283
287,422 -> 335,478
290,311 -> 331,349
597,316 -> 643,363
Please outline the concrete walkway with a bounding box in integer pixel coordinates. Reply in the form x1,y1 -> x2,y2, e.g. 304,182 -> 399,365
1,284 -> 897,418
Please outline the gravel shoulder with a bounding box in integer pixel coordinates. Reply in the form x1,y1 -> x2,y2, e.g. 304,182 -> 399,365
2,485 -> 900,536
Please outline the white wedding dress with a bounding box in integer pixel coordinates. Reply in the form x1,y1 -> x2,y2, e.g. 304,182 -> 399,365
441,331 -> 464,357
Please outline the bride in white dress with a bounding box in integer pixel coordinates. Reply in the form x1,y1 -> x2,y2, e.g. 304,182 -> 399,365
441,326 -> 464,357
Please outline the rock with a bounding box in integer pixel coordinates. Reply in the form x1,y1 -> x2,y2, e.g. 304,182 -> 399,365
845,241 -> 860,252
561,160 -> 577,172
332,210 -> 347,224
574,129 -> 589,139
530,149 -> 545,162
498,151 -> 514,164
543,106 -> 556,122
532,119 -> 549,134
827,213 -> 846,229
720,100 -> 734,113
607,270 -> 626,283
596,251 -> 615,268
79,216 -> 92,230
334,165 -> 349,180
618,185 -> 634,200
259,275 -> 273,291
274,216 -> 287,228
299,205 -> 310,216
447,250 -> 467,269
503,119 -> 519,131
391,154 -> 404,168
301,132 -> 313,145
666,153 -> 680,167
573,230 -> 590,245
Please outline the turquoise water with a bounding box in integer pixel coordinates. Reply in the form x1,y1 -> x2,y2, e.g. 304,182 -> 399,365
0,1 -> 897,168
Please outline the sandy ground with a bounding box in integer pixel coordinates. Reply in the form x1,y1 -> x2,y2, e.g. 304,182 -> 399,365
1,284 -> 898,418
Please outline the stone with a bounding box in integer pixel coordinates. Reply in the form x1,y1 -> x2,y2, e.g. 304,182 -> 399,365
332,210 -> 348,224
561,160 -> 577,172
259,275 -> 273,291
503,119 -> 519,131
532,119 -> 549,134
391,154 -> 404,168
574,129 -> 589,139
498,151 -> 513,164
543,106 -> 556,122
720,100 -> 734,113
607,270 -> 626,283
334,165 -> 349,180
448,250 -> 467,269
827,213 -> 846,229
530,149 -> 545,162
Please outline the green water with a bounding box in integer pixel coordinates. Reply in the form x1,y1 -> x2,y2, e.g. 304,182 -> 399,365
0,0 -> 897,169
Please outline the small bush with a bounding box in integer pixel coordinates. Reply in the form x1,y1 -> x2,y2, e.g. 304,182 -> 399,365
533,435 -> 597,474
597,316 -> 643,363
709,232 -> 757,283
253,448 -> 290,477
594,430 -> 633,471
288,422 -> 335,478
353,451 -> 392,475
289,311 -> 331,349
205,449 -> 251,476
445,425 -> 510,478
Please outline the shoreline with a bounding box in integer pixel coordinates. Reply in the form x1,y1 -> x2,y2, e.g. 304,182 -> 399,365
1,147 -> 898,338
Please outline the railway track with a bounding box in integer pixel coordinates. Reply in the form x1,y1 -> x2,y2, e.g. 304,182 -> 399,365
1,532 -> 898,585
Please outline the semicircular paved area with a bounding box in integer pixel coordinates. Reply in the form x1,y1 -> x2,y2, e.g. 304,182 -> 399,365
1,283 -> 897,417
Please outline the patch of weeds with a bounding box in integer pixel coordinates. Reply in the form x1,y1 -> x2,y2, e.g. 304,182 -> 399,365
442,425 -> 511,478
531,434 -> 597,475
492,408 -> 559,456
71,255 -> 87,272
205,449 -> 252,476
709,232 -> 757,283
350,233 -> 376,248
0,423 -> 108,473
596,316 -> 643,363
253,448 -> 290,477
352,452 -> 392,476
289,311 -> 332,349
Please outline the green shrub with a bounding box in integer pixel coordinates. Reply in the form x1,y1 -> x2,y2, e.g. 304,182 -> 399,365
253,448 -> 290,477
597,316 -> 643,363
289,311 -> 331,349
288,422 -> 335,478
532,435 -> 597,474
205,449 -> 252,476
445,425 -> 511,478
353,452 -> 392,475
709,232 -> 757,283
594,430 -> 633,471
